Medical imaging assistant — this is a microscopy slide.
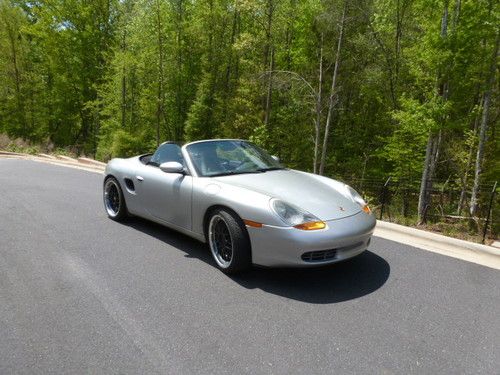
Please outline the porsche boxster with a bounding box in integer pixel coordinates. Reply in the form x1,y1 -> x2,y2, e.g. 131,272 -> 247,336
103,139 -> 376,273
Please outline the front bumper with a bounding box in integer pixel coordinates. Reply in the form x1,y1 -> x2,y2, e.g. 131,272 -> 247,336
247,211 -> 376,267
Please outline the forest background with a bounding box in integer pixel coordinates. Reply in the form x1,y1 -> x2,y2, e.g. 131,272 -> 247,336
0,0 -> 498,239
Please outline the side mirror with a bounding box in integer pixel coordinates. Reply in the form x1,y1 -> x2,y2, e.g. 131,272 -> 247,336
160,161 -> 185,174
271,155 -> 280,163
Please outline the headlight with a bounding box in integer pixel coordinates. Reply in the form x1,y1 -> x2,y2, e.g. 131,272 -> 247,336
346,185 -> 371,214
270,199 -> 326,230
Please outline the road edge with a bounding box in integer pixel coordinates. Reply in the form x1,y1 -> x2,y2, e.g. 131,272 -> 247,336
1,152 -> 104,174
375,220 -> 500,270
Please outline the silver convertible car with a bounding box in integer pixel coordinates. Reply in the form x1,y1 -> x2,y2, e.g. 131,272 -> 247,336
103,139 -> 376,273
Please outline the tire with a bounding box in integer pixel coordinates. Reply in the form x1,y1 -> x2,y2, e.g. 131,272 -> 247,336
207,208 -> 251,274
103,177 -> 128,221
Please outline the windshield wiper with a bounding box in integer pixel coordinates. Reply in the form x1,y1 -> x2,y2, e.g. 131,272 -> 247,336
208,170 -> 264,177
256,167 -> 285,172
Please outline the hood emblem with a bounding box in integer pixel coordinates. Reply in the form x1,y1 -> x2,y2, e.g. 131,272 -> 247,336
339,206 -> 345,211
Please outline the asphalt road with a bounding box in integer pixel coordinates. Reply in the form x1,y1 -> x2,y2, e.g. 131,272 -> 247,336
0,159 -> 499,374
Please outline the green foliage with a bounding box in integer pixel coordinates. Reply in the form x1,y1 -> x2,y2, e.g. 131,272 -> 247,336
111,129 -> 151,159
381,98 -> 435,180
185,72 -> 218,141
0,0 -> 497,194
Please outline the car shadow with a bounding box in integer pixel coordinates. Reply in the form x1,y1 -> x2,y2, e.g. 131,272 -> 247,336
123,217 -> 390,304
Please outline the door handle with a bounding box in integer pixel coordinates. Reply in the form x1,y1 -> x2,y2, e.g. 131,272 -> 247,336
136,175 -> 144,181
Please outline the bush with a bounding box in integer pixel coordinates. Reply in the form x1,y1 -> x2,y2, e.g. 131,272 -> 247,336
110,130 -> 149,158
0,133 -> 40,154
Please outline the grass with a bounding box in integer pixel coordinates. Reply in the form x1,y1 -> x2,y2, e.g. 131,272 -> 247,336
0,133 -> 77,158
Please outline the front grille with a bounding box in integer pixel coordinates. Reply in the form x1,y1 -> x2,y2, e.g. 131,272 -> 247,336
301,242 -> 364,263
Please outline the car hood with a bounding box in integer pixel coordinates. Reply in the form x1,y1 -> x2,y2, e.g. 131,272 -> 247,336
213,169 -> 361,221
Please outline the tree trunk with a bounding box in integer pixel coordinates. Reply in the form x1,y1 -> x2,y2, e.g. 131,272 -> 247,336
130,69 -> 137,130
5,17 -> 27,138
418,131 -> 441,223
313,33 -> 324,174
121,70 -> 127,128
318,1 -> 346,176
263,0 -> 274,128
470,32 -> 499,216
120,29 -> 127,129
457,101 -> 480,215
221,5 -> 239,128
156,0 -> 164,147
451,0 -> 461,31
284,3 -> 295,71
394,0 -> 409,98
264,47 -> 275,128
175,0 -> 184,140
263,0 -> 274,70
417,0 -> 449,224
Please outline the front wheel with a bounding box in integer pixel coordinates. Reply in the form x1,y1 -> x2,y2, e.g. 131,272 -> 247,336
208,209 -> 251,274
103,177 -> 128,221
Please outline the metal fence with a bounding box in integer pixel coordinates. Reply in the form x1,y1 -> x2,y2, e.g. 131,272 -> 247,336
339,177 -> 498,243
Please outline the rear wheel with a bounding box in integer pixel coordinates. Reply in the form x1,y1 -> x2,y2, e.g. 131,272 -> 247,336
208,209 -> 251,274
103,177 -> 128,221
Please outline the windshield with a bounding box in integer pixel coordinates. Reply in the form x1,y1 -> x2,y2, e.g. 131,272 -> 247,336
186,140 -> 284,177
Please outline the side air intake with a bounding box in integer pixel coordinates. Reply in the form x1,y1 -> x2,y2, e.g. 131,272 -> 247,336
124,178 -> 135,192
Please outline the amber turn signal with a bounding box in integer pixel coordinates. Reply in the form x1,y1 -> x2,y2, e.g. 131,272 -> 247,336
244,219 -> 263,228
294,221 -> 326,230
362,204 -> 371,214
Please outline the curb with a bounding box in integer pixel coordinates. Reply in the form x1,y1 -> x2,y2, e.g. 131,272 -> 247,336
77,157 -> 106,167
376,220 -> 498,256
0,150 -> 25,156
1,150 -> 105,174
37,158 -> 105,173
38,153 -> 56,159
56,155 -> 77,162
375,220 -> 500,269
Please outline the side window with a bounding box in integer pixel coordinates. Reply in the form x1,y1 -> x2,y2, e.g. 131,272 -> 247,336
149,143 -> 184,166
